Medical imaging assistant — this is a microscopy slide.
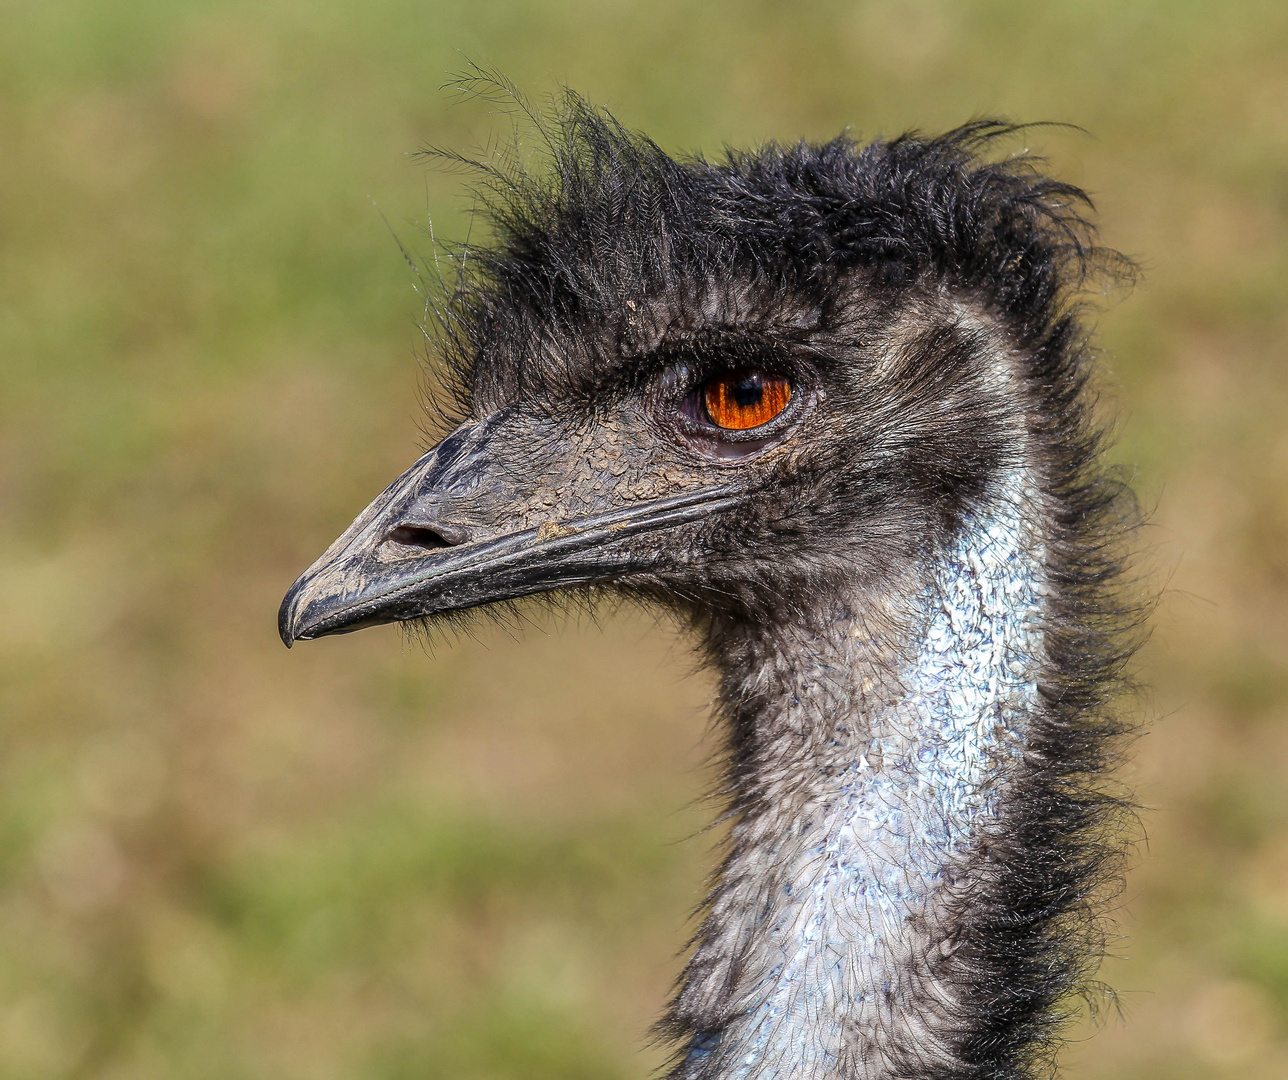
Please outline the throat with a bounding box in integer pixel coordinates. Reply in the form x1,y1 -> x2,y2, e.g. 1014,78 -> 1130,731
673,480 -> 1045,1080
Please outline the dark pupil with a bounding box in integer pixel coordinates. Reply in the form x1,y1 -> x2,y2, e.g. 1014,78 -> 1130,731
731,375 -> 763,408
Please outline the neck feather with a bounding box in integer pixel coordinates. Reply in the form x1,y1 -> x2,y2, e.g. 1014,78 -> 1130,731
670,474 -> 1048,1080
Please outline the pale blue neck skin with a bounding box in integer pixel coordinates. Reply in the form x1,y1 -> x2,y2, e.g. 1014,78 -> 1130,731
682,476 -> 1045,1080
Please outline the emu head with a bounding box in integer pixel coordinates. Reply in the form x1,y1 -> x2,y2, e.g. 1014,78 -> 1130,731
279,108 -> 1095,644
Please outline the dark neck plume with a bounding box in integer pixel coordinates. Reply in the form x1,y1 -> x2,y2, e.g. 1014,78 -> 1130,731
665,462 -> 1128,1080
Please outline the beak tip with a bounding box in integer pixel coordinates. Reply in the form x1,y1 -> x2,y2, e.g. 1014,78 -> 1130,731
279,572 -> 343,646
278,584 -> 301,648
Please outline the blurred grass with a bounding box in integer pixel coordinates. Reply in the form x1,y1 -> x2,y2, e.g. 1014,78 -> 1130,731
1,0 -> 1287,1077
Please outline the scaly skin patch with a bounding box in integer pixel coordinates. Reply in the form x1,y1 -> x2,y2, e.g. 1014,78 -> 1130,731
681,477 -> 1044,1079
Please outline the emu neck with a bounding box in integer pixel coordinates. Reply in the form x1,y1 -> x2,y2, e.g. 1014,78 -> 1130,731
676,477 -> 1045,1080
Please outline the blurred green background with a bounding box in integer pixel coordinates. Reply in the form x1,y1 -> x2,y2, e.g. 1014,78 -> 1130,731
2,1 -> 1286,1077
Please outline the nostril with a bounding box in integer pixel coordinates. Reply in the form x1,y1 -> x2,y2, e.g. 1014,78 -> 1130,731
387,525 -> 456,550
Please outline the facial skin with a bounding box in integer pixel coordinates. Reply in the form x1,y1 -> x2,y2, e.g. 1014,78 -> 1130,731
279,338 -> 806,643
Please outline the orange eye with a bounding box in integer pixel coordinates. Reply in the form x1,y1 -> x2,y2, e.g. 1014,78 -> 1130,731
703,371 -> 792,431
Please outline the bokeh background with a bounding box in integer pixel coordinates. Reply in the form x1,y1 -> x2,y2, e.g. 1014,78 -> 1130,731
2,1 -> 1287,1077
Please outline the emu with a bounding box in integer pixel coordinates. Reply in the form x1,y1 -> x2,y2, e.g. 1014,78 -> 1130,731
279,102 -> 1138,1080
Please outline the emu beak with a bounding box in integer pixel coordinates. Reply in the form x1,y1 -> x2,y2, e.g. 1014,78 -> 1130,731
278,418 -> 740,646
